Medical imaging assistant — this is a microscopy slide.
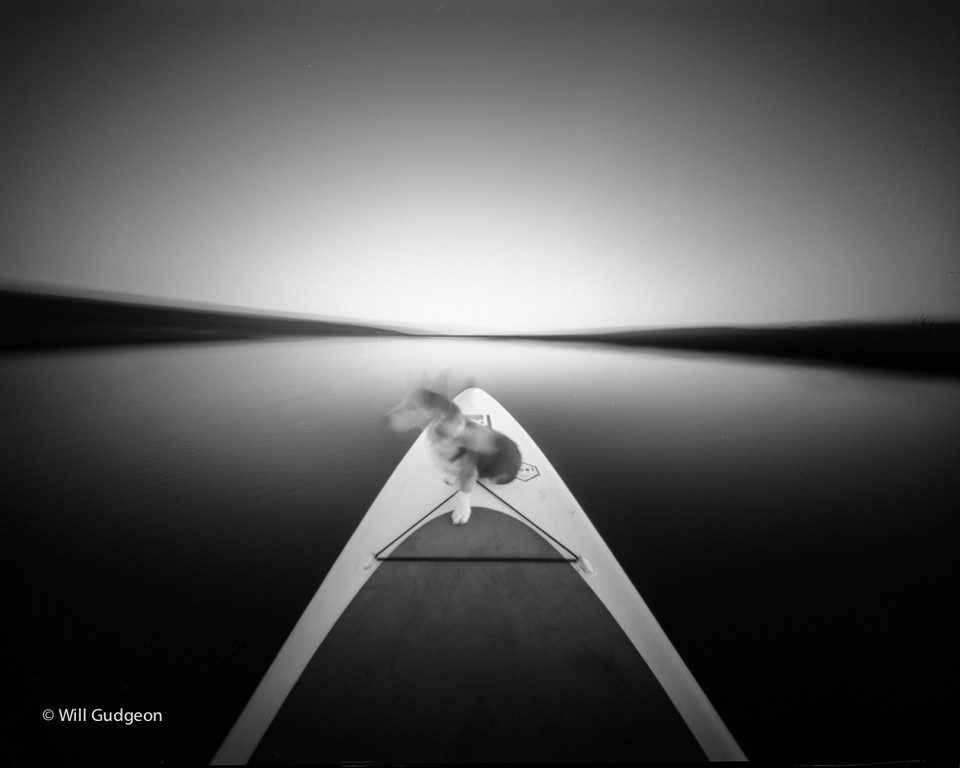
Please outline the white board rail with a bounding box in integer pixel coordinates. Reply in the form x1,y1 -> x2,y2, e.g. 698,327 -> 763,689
211,388 -> 746,763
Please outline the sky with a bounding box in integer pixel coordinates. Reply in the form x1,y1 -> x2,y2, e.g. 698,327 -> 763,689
2,0 -> 958,333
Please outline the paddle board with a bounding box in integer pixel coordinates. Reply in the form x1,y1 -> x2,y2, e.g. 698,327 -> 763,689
212,387 -> 745,763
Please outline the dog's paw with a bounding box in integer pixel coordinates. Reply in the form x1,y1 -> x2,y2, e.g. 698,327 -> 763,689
455,495 -> 471,525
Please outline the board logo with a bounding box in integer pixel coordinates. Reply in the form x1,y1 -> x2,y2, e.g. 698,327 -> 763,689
465,414 -> 492,429
516,463 -> 540,482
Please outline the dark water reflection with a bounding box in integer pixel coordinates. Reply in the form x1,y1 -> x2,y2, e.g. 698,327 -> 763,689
2,338 -> 958,763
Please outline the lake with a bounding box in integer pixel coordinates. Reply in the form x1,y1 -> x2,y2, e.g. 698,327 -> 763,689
2,337 -> 958,763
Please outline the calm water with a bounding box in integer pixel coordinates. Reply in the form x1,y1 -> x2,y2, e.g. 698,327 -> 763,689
2,338 -> 958,764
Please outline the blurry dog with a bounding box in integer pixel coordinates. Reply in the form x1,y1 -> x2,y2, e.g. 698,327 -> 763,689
387,387 -> 521,524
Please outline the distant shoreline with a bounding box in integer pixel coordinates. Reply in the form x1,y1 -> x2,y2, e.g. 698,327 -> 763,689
3,288 -> 957,377
0,289 -> 413,350
465,323 -> 960,378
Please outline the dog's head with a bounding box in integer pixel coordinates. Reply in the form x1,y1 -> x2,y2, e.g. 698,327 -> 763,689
386,388 -> 458,432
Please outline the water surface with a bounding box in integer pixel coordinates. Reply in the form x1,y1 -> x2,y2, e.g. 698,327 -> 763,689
2,338 -> 958,763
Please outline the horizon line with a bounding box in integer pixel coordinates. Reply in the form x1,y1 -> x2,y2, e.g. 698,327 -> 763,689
3,278 -> 958,336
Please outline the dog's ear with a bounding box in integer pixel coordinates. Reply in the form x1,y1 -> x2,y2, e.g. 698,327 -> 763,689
418,370 -> 451,398
435,369 -> 450,397
415,375 -> 429,396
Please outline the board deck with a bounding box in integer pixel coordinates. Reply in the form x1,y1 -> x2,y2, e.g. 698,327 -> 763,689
250,507 -> 705,763
212,388 -> 745,764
